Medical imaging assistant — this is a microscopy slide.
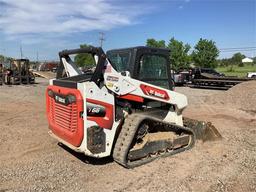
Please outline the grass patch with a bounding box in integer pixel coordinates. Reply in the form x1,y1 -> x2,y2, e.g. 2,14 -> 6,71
216,64 -> 256,77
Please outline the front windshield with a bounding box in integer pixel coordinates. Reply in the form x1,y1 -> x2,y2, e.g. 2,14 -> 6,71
107,51 -> 130,72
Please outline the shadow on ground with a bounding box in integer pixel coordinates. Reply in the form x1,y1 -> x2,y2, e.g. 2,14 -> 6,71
58,143 -> 114,166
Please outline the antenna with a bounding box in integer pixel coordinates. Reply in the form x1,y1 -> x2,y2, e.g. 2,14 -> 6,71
99,32 -> 105,47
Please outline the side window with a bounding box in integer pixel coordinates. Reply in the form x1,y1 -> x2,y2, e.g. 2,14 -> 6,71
139,54 -> 168,79
108,51 -> 130,72
138,54 -> 169,88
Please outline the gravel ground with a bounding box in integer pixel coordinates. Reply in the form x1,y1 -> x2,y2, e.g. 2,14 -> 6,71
0,78 -> 255,192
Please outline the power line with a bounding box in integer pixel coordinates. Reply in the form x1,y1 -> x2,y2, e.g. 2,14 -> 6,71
219,46 -> 256,53
220,49 -> 256,52
220,46 -> 256,50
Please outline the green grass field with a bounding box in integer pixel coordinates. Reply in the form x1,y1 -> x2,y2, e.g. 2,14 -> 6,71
216,64 -> 256,77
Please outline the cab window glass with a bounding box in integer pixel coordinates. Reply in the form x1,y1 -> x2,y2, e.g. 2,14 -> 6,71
139,54 -> 169,88
108,51 -> 130,72
139,55 -> 167,79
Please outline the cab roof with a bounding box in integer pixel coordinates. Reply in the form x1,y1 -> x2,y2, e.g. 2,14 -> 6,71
107,46 -> 170,54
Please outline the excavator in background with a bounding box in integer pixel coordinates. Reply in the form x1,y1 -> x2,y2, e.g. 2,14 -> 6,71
46,46 -> 221,168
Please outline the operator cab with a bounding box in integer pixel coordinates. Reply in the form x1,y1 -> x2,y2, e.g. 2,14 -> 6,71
107,46 -> 173,90
55,46 -> 174,90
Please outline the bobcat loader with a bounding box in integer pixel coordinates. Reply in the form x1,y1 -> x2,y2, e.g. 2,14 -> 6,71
46,46 -> 221,168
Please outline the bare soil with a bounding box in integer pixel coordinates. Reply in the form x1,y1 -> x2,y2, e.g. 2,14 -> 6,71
207,80 -> 256,112
0,79 -> 255,192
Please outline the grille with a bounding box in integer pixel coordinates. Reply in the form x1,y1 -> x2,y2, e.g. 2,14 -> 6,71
49,97 -> 78,133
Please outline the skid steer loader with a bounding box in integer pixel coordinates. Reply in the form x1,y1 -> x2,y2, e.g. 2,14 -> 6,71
46,46 -> 221,168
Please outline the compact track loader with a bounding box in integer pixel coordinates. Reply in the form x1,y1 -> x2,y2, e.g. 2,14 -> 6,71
46,46 -> 221,168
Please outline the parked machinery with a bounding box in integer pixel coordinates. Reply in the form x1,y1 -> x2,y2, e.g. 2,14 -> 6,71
46,46 -> 221,168
3,59 -> 35,85
188,67 -> 253,90
0,63 -> 3,85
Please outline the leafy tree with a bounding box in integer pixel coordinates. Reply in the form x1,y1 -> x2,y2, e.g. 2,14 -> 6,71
5,57 -> 13,63
146,38 -> 166,48
0,55 -> 13,64
167,37 -> 191,70
231,52 -> 245,66
0,55 -> 4,62
74,44 -> 95,68
192,38 -> 219,68
218,58 -> 232,67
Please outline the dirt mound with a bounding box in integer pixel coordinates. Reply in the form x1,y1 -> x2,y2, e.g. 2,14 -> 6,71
207,80 -> 256,112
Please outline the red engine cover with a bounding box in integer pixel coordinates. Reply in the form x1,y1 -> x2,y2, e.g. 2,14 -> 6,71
46,85 -> 84,147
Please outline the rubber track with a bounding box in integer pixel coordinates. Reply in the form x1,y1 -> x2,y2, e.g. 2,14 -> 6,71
112,113 -> 196,168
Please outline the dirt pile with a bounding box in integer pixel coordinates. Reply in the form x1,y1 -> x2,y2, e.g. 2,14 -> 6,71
207,80 -> 256,112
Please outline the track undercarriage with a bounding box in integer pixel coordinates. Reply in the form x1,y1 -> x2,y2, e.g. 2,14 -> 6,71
113,113 -> 196,168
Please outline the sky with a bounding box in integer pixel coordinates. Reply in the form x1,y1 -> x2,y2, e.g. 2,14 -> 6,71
0,0 -> 255,61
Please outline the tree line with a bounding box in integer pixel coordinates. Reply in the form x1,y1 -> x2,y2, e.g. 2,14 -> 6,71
218,52 -> 256,67
0,55 -> 13,63
146,37 -> 219,70
1,39 -> 254,70
74,38 -> 222,70
147,38 -> 256,70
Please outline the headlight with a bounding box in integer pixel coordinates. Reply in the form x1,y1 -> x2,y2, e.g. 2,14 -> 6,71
48,90 -> 54,97
67,95 -> 76,103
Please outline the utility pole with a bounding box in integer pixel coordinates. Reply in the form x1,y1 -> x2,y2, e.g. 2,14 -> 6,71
20,45 -> 23,59
36,51 -> 39,63
99,32 -> 105,47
